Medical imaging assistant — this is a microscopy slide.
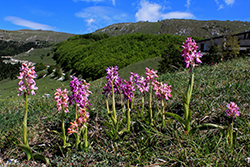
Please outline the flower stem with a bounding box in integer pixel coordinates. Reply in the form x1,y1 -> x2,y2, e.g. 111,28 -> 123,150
23,93 -> 29,147
183,69 -> 194,133
83,125 -> 88,148
61,106 -> 66,146
229,121 -> 234,150
75,104 -> 78,120
106,96 -> 110,114
141,96 -> 144,118
111,81 -> 117,125
149,85 -> 153,125
127,99 -> 131,131
161,99 -> 165,128
120,93 -> 125,115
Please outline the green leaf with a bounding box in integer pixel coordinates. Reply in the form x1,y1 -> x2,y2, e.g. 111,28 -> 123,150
50,130 -> 63,140
18,144 -> 32,160
164,112 -> 185,129
33,153 -> 50,165
118,128 -> 129,135
190,123 -> 225,134
62,143 -> 71,148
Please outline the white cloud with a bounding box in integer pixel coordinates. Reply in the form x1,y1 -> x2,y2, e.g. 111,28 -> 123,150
215,0 -> 224,10
135,0 -> 194,22
161,12 -> 194,19
111,0 -> 115,6
215,0 -> 234,10
135,1 -> 162,22
4,16 -> 54,30
185,0 -> 191,10
86,18 -> 95,25
76,6 -> 128,32
224,0 -> 235,5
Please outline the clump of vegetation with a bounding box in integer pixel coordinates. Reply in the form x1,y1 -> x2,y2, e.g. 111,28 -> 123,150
54,65 -> 62,78
0,40 -> 52,56
35,62 -> 46,72
47,65 -> 55,75
0,57 -> 21,81
158,43 -> 184,73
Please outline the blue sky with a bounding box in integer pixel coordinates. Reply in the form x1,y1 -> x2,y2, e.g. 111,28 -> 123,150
1,0 -> 249,34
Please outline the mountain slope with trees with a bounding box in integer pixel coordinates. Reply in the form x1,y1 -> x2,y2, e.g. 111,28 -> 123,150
53,33 -> 199,80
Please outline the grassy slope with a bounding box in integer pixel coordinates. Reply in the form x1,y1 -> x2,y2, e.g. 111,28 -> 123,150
0,57 -> 249,166
118,57 -> 162,80
0,56 -> 161,99
14,47 -> 56,65
0,77 -> 70,99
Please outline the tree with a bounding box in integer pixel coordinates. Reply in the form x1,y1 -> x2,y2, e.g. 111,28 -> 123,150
35,62 -> 46,72
64,71 -> 70,81
158,43 -> 184,74
222,35 -> 240,60
54,65 -> 62,78
202,43 -> 222,64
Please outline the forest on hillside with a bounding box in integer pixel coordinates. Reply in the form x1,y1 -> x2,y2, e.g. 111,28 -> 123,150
53,33 -> 202,81
0,57 -> 21,81
0,40 -> 52,56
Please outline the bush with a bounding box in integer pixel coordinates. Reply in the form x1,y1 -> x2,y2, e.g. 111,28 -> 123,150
40,54 -> 45,59
158,43 -> 184,74
64,71 -> 70,81
47,65 -> 55,75
202,44 -> 222,65
54,66 -> 62,78
35,62 -> 46,72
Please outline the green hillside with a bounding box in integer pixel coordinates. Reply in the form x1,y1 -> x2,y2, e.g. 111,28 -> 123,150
15,47 -> 55,65
53,33 -> 194,81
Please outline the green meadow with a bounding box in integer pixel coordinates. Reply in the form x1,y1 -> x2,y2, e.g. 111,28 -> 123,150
0,55 -> 249,166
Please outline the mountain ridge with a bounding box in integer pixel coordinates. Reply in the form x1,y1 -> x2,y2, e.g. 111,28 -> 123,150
93,19 -> 250,38
0,29 -> 74,43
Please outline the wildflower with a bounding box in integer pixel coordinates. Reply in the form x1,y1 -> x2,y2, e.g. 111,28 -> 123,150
68,121 -> 79,134
225,102 -> 240,119
77,107 -> 90,124
103,66 -> 123,95
129,72 -> 140,84
153,81 -> 172,101
54,88 -> 69,113
137,76 -> 150,94
17,63 -> 38,96
122,79 -> 135,102
69,76 -> 91,109
181,37 -> 202,68
145,67 -> 158,82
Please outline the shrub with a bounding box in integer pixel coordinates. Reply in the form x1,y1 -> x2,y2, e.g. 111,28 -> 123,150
35,62 -> 46,72
64,71 -> 70,81
158,43 -> 184,74
47,65 -> 55,75
54,66 -> 62,78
